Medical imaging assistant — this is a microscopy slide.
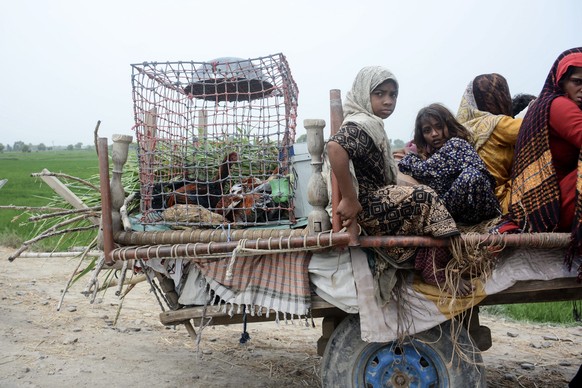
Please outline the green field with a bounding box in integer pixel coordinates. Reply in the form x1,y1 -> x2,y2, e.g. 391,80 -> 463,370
0,150 -> 100,247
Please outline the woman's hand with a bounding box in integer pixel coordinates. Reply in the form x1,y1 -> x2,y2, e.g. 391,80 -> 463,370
336,197 -> 362,228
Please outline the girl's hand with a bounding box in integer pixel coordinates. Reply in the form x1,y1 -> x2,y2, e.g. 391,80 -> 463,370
336,197 -> 362,228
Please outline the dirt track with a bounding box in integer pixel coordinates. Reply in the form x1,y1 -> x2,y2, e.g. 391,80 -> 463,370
1,246 -> 580,387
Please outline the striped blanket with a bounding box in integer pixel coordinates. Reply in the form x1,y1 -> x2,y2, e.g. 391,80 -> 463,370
191,251 -> 312,318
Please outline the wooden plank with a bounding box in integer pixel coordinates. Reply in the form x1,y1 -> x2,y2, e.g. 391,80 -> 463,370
39,168 -> 100,225
159,299 -> 346,327
159,278 -> 582,327
480,278 -> 582,305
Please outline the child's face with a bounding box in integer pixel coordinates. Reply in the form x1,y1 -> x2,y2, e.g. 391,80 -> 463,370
421,117 -> 448,150
563,67 -> 582,108
370,80 -> 398,119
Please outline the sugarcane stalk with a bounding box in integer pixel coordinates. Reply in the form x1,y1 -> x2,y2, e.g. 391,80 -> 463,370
9,225 -> 98,262
57,238 -> 98,311
31,171 -> 99,191
28,207 -> 101,222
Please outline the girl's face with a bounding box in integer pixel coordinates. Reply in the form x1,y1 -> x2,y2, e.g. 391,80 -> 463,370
370,80 -> 398,119
421,117 -> 448,150
563,67 -> 582,108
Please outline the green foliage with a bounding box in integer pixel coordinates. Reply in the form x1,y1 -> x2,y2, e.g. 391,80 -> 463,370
482,301 -> 581,325
0,150 -> 100,249
296,134 -> 307,143
392,139 -> 405,149
0,230 -> 23,248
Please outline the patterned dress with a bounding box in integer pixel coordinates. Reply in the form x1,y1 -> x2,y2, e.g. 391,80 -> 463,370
329,123 -> 459,268
398,137 -> 500,225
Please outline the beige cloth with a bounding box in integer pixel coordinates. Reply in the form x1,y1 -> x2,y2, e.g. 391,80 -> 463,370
342,66 -> 398,185
322,66 -> 400,215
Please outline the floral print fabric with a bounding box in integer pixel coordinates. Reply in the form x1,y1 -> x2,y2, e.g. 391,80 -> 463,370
398,137 -> 500,224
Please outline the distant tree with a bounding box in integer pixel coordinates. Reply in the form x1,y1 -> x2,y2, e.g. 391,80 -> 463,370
37,143 -> 47,151
75,142 -> 83,150
295,134 -> 307,143
13,141 -> 25,152
0,143 -> 4,153
67,144 -> 74,151
21,144 -> 31,153
392,139 -> 405,149
6,144 -> 12,152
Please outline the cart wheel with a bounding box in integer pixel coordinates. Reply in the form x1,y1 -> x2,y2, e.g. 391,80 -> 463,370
321,314 -> 486,387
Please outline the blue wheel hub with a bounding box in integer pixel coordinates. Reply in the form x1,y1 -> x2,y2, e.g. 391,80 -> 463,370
353,340 -> 449,387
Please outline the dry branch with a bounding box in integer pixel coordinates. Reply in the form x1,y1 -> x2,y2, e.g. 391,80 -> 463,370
28,207 -> 101,222
120,192 -> 136,232
9,225 -> 98,262
57,238 -> 98,311
98,273 -> 146,292
17,251 -> 102,258
0,205 -> 72,212
31,171 -> 99,191
94,120 -> 101,156
82,254 -> 106,302
116,260 -> 129,296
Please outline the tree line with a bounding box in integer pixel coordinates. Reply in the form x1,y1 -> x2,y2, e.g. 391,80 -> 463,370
0,141 -> 91,153
295,134 -> 405,149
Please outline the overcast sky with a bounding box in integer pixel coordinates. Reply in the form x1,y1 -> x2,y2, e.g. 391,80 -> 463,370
0,0 -> 580,148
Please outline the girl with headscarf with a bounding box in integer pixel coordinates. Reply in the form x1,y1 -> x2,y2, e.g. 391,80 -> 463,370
325,66 -> 472,295
399,103 -> 500,225
509,47 -> 582,281
456,73 -> 524,214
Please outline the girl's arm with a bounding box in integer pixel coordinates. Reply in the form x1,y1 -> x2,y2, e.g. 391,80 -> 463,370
326,140 -> 362,227
399,138 -> 481,180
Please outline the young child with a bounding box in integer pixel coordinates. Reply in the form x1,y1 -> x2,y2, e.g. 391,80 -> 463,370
326,68 -> 472,295
398,103 -> 501,225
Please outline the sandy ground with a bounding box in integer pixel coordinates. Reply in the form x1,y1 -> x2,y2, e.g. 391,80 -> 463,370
1,245 -> 581,388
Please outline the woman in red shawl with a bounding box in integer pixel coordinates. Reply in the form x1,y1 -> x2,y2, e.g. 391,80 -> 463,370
509,47 -> 582,280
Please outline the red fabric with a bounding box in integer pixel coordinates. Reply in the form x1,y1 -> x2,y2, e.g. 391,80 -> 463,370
556,52 -> 582,84
548,97 -> 582,231
549,97 -> 582,180
414,247 -> 450,285
559,170 -> 577,231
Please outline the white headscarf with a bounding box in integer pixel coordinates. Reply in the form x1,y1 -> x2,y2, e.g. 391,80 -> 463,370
342,66 -> 398,185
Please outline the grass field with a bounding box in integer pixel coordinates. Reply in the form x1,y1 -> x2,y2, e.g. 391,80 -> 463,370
0,149 -> 100,247
0,149 -> 579,325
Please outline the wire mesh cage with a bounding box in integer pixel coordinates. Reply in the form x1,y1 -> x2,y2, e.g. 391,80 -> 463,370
131,53 -> 299,228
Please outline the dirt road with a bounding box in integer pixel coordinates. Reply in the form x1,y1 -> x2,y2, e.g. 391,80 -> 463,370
1,246 -> 580,387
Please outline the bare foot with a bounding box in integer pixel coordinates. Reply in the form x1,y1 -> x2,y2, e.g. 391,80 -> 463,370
454,278 -> 475,297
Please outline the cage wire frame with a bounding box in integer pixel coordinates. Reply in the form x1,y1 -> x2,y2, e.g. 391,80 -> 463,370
130,53 -> 299,228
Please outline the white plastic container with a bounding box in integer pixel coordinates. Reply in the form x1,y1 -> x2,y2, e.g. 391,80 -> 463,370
290,142 -> 313,219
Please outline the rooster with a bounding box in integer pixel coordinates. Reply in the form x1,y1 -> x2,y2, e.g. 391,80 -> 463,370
166,151 -> 238,209
214,177 -> 282,223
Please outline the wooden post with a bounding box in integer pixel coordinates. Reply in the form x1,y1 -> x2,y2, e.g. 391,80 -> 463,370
330,89 -> 359,246
98,137 -> 114,265
304,119 -> 331,234
329,89 -> 343,233
110,134 -> 133,234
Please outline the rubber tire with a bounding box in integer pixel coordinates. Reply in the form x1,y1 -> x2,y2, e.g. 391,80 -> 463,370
321,314 -> 487,387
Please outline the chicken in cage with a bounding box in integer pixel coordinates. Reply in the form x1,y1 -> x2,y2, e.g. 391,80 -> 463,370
130,53 -> 299,228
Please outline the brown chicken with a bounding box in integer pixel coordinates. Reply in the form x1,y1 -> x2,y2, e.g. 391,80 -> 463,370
166,151 -> 238,209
